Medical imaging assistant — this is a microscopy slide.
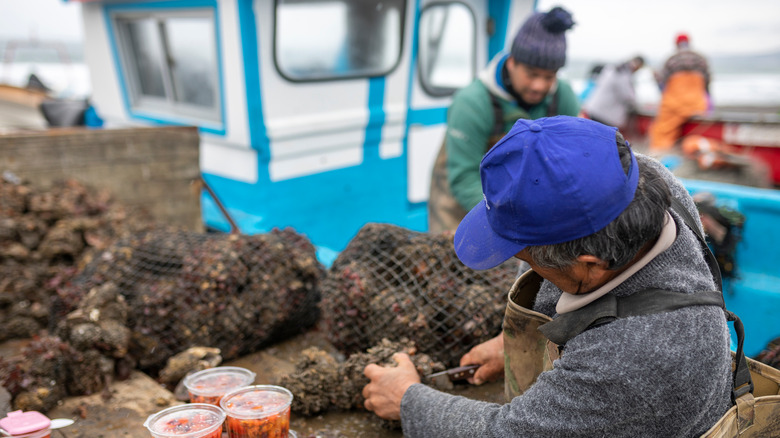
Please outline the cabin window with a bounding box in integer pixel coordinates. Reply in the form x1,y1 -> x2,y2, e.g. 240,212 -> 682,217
113,10 -> 221,125
418,2 -> 476,96
274,0 -> 405,81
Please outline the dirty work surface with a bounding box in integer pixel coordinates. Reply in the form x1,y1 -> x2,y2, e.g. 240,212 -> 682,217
36,329 -> 504,437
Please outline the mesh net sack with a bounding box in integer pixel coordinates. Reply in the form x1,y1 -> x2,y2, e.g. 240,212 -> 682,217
54,226 -> 324,374
319,223 -> 518,367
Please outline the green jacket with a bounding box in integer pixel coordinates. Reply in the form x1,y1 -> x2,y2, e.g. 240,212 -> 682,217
428,54 -> 580,233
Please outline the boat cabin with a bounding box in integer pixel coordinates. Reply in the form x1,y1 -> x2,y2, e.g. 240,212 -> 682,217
68,0 -> 534,263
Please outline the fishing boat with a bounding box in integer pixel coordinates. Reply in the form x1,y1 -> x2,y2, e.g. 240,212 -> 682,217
62,0 -> 779,359
0,37 -> 93,130
0,83 -> 49,131
630,106 -> 780,185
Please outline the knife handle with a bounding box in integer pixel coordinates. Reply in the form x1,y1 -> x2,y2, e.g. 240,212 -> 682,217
450,364 -> 479,380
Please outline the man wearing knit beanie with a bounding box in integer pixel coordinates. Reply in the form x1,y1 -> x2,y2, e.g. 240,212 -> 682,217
428,6 -> 580,234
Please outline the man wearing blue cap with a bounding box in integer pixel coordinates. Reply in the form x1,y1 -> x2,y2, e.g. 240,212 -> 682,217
428,6 -> 580,234
363,116 -> 732,436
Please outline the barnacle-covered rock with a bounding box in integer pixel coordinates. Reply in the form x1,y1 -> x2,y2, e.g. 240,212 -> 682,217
56,282 -> 131,360
158,347 -> 222,387
0,336 -> 76,412
66,349 -> 115,395
278,338 -> 446,427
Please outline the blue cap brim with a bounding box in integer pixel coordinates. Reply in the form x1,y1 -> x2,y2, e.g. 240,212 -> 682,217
454,199 -> 528,270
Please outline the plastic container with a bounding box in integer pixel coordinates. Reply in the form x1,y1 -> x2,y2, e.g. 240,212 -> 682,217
182,366 -> 256,405
0,410 -> 51,438
219,385 -> 293,438
143,403 -> 226,438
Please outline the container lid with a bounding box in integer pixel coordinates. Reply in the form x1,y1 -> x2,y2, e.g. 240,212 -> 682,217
0,411 -> 51,435
182,366 -> 256,396
144,403 -> 226,437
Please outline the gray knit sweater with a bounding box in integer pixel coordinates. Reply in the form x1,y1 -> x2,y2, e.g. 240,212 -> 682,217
401,155 -> 732,437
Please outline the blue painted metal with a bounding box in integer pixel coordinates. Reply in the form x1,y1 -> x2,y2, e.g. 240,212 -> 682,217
407,107 -> 447,126
236,0 -> 269,155
102,0 -> 227,136
487,0 -> 512,58
403,0 -> 447,148
404,0 -> 421,118
364,77 -> 386,163
681,178 -> 780,357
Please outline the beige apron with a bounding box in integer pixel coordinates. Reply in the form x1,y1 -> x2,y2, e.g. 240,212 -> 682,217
700,355 -> 780,437
427,141 -> 470,235
502,270 -> 557,399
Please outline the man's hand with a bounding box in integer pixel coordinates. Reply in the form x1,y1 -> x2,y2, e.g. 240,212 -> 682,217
459,334 -> 504,385
362,353 -> 420,420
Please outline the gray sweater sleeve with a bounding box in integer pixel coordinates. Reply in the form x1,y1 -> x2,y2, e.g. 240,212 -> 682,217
400,154 -> 732,438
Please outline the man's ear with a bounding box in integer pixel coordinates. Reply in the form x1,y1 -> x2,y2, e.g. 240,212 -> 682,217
506,56 -> 516,73
575,255 -> 612,283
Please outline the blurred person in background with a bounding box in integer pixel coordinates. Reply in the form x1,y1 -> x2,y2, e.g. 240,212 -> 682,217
649,33 -> 711,152
577,62 -> 605,102
581,55 -> 645,132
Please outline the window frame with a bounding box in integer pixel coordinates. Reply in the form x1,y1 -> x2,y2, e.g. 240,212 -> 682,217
417,1 -> 477,97
271,0 -> 408,83
110,6 -> 225,131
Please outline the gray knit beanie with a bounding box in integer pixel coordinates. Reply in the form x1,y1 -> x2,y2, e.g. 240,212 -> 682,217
510,6 -> 575,71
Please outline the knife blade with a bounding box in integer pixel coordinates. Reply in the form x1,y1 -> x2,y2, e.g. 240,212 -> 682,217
425,364 -> 480,388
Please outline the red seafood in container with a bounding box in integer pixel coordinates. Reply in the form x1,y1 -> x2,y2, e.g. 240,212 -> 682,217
143,403 -> 226,438
182,366 -> 256,406
219,385 -> 293,438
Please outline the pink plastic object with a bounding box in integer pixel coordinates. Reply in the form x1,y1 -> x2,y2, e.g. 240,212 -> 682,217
0,410 -> 51,437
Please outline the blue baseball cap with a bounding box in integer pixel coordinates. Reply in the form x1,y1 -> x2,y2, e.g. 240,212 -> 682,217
454,116 -> 639,270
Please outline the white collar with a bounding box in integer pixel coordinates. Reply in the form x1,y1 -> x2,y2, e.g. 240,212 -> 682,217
556,211 -> 677,314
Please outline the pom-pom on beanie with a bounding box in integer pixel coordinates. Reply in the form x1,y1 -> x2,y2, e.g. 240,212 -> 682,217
510,6 -> 575,71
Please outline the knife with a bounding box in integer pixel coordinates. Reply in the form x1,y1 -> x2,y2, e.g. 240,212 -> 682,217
425,364 -> 480,388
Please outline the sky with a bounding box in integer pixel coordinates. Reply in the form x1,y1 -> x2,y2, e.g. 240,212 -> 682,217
0,0 -> 84,41
536,0 -> 780,62
1,0 -> 779,62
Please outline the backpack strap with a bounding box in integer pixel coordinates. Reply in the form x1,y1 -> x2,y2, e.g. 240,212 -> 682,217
538,289 -> 724,346
546,87 -> 559,117
669,198 -> 753,401
669,197 -> 723,294
726,308 -> 754,403
487,86 -> 558,152
487,92 -> 505,153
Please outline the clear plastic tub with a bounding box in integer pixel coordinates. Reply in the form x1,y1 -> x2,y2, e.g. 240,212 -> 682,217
182,366 -> 256,406
143,403 -> 226,438
219,385 -> 293,438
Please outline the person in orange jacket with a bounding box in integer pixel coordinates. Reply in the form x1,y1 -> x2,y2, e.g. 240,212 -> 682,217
649,33 -> 711,152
